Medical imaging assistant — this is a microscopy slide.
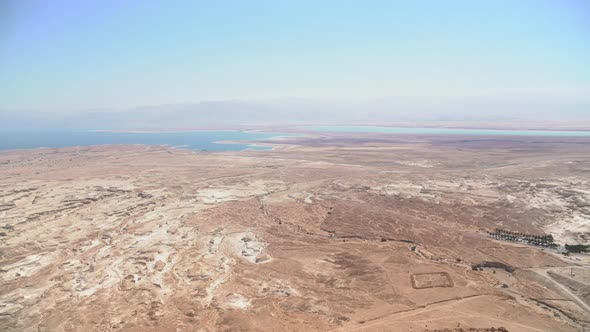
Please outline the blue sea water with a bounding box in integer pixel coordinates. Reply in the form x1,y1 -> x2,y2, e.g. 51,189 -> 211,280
304,126 -> 590,137
0,130 -> 288,151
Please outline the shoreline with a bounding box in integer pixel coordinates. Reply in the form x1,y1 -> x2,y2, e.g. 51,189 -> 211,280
301,125 -> 590,137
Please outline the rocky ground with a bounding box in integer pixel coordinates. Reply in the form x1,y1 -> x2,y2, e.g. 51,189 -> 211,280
1,134 -> 589,331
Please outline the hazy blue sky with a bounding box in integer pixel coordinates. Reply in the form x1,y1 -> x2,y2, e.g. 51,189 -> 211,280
1,0 -> 589,111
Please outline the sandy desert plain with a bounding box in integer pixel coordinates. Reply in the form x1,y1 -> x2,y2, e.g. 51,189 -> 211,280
1,131 -> 590,332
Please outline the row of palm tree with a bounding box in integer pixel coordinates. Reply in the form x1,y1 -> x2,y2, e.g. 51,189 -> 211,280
487,228 -> 557,248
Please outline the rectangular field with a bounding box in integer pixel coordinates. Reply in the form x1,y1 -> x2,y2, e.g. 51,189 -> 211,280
411,272 -> 453,289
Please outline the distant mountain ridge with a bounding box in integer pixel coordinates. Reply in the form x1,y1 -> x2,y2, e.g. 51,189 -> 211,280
2,95 -> 589,131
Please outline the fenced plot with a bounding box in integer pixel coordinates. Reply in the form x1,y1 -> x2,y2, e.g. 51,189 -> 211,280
411,272 -> 453,289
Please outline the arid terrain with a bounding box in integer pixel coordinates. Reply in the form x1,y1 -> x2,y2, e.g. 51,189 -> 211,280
1,133 -> 590,331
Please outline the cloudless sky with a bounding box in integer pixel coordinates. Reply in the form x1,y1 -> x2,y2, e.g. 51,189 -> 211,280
1,0 -> 589,111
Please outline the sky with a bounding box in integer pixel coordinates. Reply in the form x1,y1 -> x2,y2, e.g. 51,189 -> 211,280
1,0 -> 589,112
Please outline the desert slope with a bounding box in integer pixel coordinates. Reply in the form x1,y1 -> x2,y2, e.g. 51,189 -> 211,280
1,135 -> 589,331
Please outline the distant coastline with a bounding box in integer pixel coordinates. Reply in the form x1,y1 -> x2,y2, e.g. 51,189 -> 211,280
302,125 -> 590,137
